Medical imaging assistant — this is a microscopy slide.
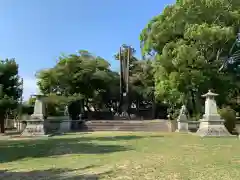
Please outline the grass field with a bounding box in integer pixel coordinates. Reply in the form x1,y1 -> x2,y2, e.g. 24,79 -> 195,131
0,132 -> 240,180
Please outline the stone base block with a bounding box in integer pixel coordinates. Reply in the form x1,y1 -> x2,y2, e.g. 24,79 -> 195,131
21,120 -> 47,137
175,121 -> 188,133
59,121 -> 71,133
196,125 -> 231,137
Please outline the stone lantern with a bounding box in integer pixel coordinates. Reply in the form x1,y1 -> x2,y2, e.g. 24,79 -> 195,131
196,90 -> 231,137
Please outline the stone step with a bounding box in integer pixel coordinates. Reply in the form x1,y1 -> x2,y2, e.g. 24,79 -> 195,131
85,123 -> 168,126
85,123 -> 166,126
85,126 -> 168,130
85,129 -> 166,132
87,120 -> 167,123
85,124 -> 168,127
82,120 -> 170,132
85,126 -> 166,129
85,122 -> 167,126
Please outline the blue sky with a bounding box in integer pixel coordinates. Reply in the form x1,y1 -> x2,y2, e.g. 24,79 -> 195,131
0,0 -> 174,100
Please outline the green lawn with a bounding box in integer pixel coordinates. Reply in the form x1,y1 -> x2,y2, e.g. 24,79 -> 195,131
0,132 -> 240,180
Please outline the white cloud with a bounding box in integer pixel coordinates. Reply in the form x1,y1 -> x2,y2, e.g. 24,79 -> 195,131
22,77 -> 39,101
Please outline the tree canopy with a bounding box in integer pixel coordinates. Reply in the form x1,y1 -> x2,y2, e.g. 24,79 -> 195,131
36,45 -> 157,118
140,0 -> 240,116
37,50 -> 120,113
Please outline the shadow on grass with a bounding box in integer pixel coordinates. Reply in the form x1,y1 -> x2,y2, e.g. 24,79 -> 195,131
0,134 -> 164,163
0,167 -> 111,180
0,136 -> 132,163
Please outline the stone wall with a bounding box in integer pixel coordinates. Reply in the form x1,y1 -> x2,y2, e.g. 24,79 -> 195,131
45,116 -> 69,133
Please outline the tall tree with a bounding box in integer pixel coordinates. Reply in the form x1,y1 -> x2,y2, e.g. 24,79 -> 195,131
0,59 -> 22,133
140,0 -> 240,116
37,50 -> 120,113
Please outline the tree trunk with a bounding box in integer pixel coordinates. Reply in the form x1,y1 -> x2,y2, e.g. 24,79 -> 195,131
0,115 -> 5,133
190,90 -> 197,116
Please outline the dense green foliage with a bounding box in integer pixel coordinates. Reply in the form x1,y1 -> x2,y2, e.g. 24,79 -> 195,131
36,46 -> 156,117
219,107 -> 237,133
140,0 -> 240,116
0,59 -> 22,133
36,50 -> 120,113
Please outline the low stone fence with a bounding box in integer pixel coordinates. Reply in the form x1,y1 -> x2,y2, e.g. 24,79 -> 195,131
45,116 -> 84,133
5,119 -> 15,129
10,116 -> 84,134
169,120 -> 200,132
45,116 -> 69,133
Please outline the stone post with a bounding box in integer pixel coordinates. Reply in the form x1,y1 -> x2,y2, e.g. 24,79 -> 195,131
196,90 -> 231,137
175,105 -> 189,133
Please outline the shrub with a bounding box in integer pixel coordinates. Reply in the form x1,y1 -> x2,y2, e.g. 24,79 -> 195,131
21,104 -> 34,115
191,113 -> 202,121
219,107 -> 236,134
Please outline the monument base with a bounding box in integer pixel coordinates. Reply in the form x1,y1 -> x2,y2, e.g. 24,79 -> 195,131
196,124 -> 231,137
175,122 -> 189,133
21,119 -> 47,137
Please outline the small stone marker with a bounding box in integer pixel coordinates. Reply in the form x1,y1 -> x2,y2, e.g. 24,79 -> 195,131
196,90 -> 231,137
175,105 -> 189,132
21,94 -> 47,137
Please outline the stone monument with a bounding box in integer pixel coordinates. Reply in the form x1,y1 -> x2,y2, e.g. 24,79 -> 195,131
175,105 -> 189,132
196,90 -> 231,137
21,94 -> 47,136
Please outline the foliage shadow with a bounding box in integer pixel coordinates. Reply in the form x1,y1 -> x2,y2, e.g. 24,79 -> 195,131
0,167 -> 112,180
0,136 -> 132,163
